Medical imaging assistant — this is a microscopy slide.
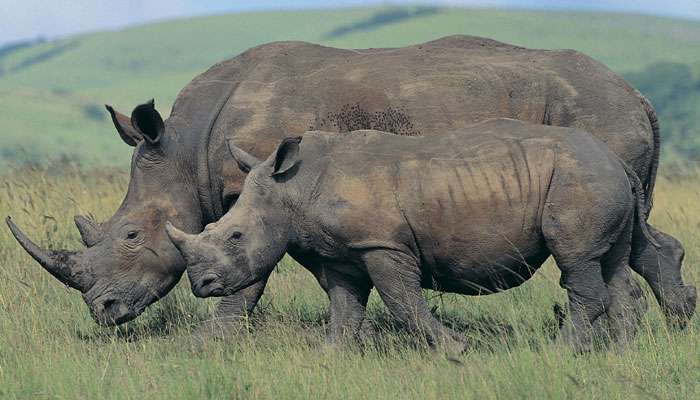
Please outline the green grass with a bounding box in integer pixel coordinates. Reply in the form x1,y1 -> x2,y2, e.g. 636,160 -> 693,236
0,165 -> 698,399
1,6 -> 700,165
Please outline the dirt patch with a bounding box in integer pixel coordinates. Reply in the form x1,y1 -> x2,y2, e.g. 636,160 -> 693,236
312,103 -> 421,136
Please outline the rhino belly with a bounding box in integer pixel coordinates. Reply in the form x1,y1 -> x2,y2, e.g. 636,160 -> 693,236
428,244 -> 551,295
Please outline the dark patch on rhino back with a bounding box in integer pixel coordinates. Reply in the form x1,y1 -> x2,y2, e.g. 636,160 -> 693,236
311,103 -> 421,136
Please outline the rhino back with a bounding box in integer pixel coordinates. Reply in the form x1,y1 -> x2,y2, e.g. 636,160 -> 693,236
213,35 -> 647,152
166,35 -> 652,218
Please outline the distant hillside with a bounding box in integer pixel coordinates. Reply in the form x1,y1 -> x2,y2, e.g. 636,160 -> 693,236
1,7 -> 699,165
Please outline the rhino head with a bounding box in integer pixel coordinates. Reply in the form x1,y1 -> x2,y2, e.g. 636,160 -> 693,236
7,100 -> 205,325
165,137 -> 301,298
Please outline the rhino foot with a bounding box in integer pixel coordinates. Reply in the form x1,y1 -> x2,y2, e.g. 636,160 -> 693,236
662,285 -> 697,330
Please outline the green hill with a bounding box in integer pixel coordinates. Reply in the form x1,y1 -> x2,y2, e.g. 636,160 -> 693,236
1,7 -> 700,165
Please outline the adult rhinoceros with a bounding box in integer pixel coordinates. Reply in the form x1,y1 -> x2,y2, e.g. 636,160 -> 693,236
7,35 -> 695,329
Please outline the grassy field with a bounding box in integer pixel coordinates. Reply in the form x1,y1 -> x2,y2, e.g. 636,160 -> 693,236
1,6 -> 700,165
0,165 -> 698,398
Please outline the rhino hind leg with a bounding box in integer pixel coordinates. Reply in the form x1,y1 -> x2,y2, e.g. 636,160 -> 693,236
363,249 -> 467,355
554,256 -> 610,352
541,199 -> 632,351
600,217 -> 646,343
630,225 -> 696,329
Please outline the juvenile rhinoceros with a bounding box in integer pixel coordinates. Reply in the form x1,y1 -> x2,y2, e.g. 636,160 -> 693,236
165,119 -> 665,351
6,35 -> 695,329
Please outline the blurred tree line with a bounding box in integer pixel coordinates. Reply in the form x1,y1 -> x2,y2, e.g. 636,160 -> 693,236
625,63 -> 700,161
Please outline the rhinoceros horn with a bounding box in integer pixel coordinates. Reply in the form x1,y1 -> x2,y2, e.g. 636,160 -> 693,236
6,216 -> 93,291
74,215 -> 102,247
164,222 -> 200,263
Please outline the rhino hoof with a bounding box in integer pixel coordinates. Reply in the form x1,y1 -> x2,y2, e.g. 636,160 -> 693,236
662,285 -> 697,330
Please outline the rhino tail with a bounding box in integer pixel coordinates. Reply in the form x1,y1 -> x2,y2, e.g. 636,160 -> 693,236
620,159 -> 661,249
637,90 -> 660,217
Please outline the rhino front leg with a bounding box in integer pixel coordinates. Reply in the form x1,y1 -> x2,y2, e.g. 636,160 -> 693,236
363,249 -> 466,354
307,262 -> 374,344
325,269 -> 373,343
194,273 -> 270,340
214,276 -> 270,319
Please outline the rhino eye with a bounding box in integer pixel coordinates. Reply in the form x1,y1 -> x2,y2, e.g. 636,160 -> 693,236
126,231 -> 139,240
230,231 -> 243,240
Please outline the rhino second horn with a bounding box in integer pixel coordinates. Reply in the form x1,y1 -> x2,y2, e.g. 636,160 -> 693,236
164,222 -> 199,259
74,215 -> 103,247
6,216 -> 91,291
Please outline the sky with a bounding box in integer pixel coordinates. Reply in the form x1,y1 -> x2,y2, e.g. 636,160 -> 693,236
1,0 -> 699,46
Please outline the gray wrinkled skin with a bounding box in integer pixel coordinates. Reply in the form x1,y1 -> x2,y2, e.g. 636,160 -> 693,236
7,36 -> 694,327
167,119 -> 692,352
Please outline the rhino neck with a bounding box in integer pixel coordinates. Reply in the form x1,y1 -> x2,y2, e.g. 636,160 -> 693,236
174,80 -> 238,224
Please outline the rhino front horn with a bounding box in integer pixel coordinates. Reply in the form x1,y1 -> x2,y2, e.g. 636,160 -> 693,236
74,215 -> 103,247
6,216 -> 92,291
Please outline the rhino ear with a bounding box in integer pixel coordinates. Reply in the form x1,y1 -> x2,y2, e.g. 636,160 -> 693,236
130,99 -> 164,144
270,136 -> 302,177
105,104 -> 141,146
226,140 -> 262,173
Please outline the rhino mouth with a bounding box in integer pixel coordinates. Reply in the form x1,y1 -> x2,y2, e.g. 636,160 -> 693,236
84,292 -> 138,326
190,272 -> 225,298
82,274 -> 174,326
